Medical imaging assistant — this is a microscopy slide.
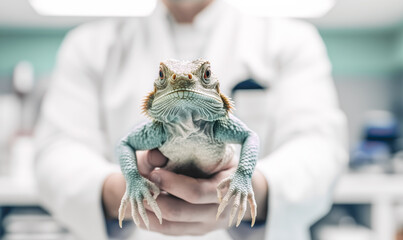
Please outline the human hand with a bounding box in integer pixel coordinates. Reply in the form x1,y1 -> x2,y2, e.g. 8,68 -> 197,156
102,149 -> 168,219
139,159 -> 268,236
102,149 -> 268,236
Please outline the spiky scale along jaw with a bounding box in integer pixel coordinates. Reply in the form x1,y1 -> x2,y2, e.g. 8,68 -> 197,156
117,58 -> 259,230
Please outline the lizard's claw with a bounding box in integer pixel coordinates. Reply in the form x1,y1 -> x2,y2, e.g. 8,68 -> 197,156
118,176 -> 162,229
216,173 -> 257,227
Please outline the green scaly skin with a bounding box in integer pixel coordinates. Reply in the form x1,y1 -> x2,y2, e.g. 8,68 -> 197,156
117,59 -> 259,229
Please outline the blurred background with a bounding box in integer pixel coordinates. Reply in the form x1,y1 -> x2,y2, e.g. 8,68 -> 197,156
1,0 -> 403,239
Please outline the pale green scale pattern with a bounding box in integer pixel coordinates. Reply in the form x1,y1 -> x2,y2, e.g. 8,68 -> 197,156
117,122 -> 165,198
118,121 -> 166,178
214,115 -> 259,177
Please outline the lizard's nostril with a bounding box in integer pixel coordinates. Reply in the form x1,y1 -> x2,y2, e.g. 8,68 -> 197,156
188,74 -> 192,79
172,74 -> 176,80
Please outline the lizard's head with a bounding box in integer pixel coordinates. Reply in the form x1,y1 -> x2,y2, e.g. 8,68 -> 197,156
142,59 -> 232,122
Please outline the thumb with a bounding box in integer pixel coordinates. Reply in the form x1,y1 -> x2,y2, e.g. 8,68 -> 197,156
148,149 -> 168,168
137,149 -> 168,177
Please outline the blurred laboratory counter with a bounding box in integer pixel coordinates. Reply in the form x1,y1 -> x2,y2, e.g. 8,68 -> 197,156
0,177 -> 38,206
0,136 -> 38,206
335,173 -> 403,240
335,173 -> 403,203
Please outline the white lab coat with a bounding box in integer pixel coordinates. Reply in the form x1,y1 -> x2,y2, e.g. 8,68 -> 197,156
34,0 -> 348,239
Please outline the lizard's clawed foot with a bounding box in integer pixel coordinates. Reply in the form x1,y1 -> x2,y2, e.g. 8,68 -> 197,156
216,173 -> 257,227
118,176 -> 162,229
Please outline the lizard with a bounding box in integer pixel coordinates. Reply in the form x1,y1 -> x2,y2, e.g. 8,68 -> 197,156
117,58 -> 259,230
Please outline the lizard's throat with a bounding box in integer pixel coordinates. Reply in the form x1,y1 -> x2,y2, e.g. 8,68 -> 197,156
148,97 -> 227,123
160,110 -> 218,145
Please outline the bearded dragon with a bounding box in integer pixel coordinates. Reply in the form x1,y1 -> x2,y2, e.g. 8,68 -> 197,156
117,59 -> 259,230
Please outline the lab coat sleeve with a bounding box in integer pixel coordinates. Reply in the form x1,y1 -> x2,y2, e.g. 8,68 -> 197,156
34,25 -> 120,240
257,21 -> 348,239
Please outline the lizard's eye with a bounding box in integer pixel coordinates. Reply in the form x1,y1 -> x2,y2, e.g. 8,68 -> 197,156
159,68 -> 165,80
156,66 -> 167,89
202,67 -> 211,84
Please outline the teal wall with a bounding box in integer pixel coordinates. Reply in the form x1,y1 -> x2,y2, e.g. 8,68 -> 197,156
0,28 -> 69,78
320,29 -> 397,77
0,24 -> 402,78
394,27 -> 403,68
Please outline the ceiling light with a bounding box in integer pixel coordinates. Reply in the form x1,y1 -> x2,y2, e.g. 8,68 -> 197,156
223,0 -> 335,18
29,0 -> 334,18
29,0 -> 157,17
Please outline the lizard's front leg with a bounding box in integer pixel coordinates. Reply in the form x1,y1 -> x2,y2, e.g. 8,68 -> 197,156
117,121 -> 166,229
214,116 -> 259,227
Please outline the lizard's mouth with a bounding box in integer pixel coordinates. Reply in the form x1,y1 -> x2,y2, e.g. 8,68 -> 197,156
153,88 -> 222,104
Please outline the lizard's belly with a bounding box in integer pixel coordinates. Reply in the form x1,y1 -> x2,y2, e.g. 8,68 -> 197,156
159,136 -> 234,178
